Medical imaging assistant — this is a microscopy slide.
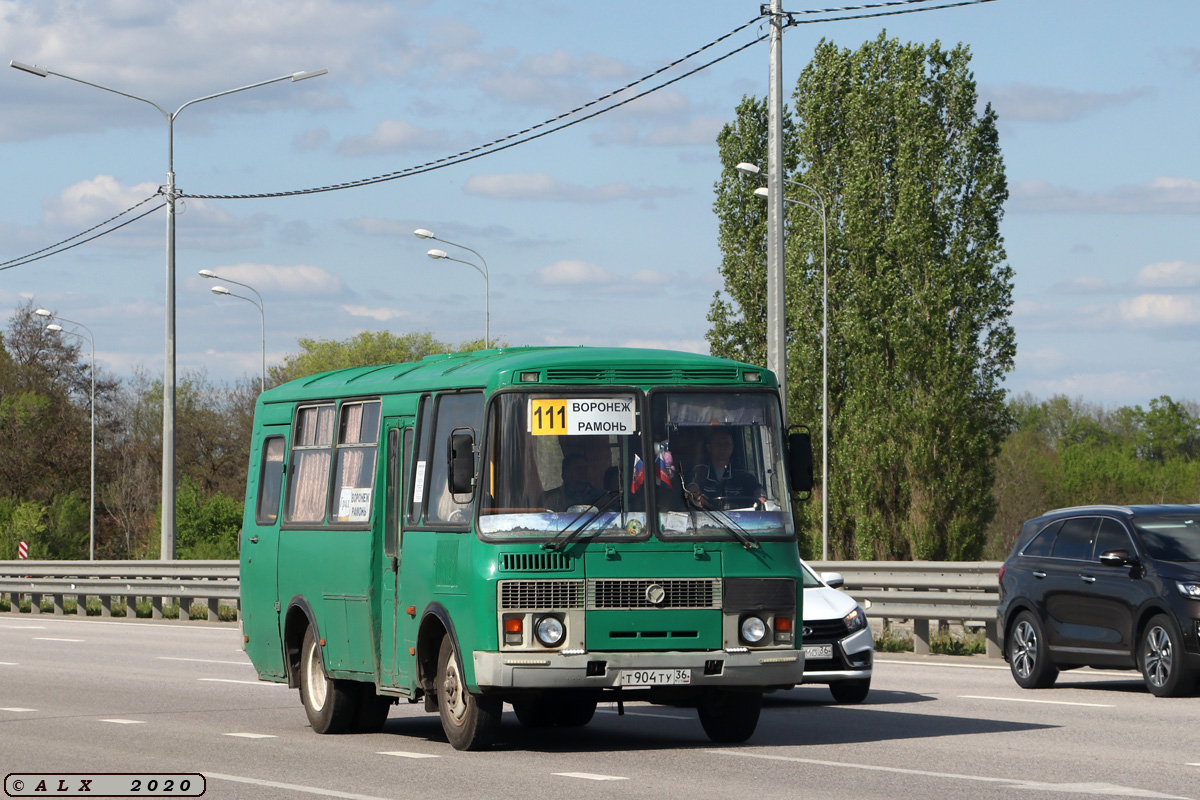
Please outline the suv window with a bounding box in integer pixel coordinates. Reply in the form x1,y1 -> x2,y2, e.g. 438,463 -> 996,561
1051,517 -> 1097,560
1094,518 -> 1134,560
1021,519 -> 1063,557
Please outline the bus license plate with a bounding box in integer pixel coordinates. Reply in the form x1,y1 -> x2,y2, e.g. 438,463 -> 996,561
803,644 -> 833,659
619,668 -> 691,687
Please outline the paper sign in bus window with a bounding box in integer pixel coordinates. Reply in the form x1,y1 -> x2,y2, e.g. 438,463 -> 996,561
529,397 -> 636,436
338,487 -> 372,522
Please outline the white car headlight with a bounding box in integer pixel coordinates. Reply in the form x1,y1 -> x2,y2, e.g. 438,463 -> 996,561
843,606 -> 867,633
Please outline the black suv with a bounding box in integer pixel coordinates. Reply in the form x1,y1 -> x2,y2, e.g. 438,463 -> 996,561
998,505 -> 1200,696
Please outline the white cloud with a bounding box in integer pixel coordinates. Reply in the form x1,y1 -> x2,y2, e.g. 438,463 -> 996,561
1009,177 -> 1200,215
1119,294 -> 1200,327
534,259 -> 612,285
338,120 -> 448,156
619,338 -> 709,355
42,175 -> 163,228
341,305 -> 412,321
630,269 -> 671,286
198,263 -> 347,296
1052,276 -> 1110,294
983,83 -> 1154,123
1134,261 -> 1200,288
463,172 -> 679,203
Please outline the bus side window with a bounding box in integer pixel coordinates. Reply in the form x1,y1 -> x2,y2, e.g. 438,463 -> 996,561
255,436 -> 286,525
332,400 -> 381,524
408,396 -> 433,526
287,403 -> 336,523
426,392 -> 484,526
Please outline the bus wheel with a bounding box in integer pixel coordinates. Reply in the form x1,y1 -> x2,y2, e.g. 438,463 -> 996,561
352,685 -> 393,733
697,689 -> 761,743
436,635 -> 501,750
556,697 -> 598,727
512,696 -> 557,728
299,626 -> 356,734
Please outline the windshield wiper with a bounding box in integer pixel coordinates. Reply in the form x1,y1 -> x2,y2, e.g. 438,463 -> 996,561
683,489 -> 760,550
541,490 -> 623,552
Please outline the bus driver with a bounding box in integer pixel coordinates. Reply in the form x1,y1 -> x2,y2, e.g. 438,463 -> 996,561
685,427 -> 767,510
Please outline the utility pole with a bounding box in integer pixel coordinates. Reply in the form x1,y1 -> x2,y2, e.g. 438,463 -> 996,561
767,0 -> 787,422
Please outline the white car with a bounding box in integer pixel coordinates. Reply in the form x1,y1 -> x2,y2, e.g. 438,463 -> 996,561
799,560 -> 873,703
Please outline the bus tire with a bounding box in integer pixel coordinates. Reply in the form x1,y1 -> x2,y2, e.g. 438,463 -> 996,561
697,689 -> 761,743
299,626 -> 356,734
436,635 -> 501,750
556,697 -> 598,727
351,685 -> 393,733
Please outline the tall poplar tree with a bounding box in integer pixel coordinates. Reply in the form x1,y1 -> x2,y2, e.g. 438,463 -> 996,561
710,33 -> 1014,560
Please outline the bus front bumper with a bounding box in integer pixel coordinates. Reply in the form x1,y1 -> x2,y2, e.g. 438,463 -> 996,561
473,648 -> 805,690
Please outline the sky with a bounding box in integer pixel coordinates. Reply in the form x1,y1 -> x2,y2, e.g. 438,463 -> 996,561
1,0 -> 1197,410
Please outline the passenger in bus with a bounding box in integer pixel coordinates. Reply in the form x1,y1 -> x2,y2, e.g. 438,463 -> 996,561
685,427 -> 766,510
543,452 -> 603,511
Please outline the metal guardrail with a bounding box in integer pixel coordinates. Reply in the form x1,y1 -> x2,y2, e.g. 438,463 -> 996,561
1,559 -> 1004,656
0,560 -> 239,621
812,560 -> 1003,657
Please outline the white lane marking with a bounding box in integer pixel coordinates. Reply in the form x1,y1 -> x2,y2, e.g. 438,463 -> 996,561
961,694 -> 1114,708
1,707 -> 36,712
224,732 -> 277,739
0,662 -> 17,666
378,751 -> 440,759
710,751 -> 1188,799
33,637 -> 83,642
99,719 -> 146,724
159,656 -> 249,665
206,772 -> 396,800
596,709 -> 693,721
553,773 -> 628,781
198,678 -> 287,686
0,624 -> 46,629
875,658 -> 1137,678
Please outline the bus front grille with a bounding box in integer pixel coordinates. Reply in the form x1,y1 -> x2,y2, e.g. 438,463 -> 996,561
587,578 -> 722,609
499,552 -> 573,572
499,580 -> 584,609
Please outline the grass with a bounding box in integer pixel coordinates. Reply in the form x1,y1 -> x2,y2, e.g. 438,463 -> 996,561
874,624 -> 987,655
0,593 -> 237,622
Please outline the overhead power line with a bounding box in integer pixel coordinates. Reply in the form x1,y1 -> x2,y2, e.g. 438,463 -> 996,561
3,0 -> 1001,270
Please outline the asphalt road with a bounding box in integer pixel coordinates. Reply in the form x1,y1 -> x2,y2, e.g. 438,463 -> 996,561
2,615 -> 1197,800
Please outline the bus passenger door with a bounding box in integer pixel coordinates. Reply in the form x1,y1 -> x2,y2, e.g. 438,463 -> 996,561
380,418 -> 414,689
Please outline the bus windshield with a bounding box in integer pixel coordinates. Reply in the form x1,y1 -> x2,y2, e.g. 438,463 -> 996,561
477,389 -> 794,543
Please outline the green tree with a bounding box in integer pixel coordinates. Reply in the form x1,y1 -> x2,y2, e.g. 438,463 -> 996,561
271,330 -> 452,384
711,33 -> 1013,560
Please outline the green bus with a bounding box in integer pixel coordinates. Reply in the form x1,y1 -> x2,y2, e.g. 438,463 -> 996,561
240,346 -> 813,750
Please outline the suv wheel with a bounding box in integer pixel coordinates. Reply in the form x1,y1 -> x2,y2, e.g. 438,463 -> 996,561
1140,614 -> 1193,697
1008,611 -> 1058,689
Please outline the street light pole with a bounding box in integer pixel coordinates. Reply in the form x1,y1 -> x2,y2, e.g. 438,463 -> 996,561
36,309 -> 96,561
739,162 -> 831,560
208,285 -> 266,393
200,271 -> 266,392
414,230 -> 490,346
12,60 -> 327,559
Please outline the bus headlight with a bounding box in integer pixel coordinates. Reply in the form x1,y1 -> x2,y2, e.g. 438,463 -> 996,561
534,615 -> 566,648
740,615 -> 768,645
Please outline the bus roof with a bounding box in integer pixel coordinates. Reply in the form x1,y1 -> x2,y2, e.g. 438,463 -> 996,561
260,346 -> 775,405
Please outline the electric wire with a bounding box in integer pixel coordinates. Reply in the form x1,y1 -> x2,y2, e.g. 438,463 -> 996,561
4,0 -> 1001,268
0,195 -> 165,272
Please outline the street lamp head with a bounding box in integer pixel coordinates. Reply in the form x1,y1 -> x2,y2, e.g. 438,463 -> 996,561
198,269 -> 217,279
34,308 -> 53,318
414,229 -> 436,240
291,68 -> 328,82
427,249 -> 448,260
45,323 -> 63,332
753,187 -> 769,199
10,60 -> 49,77
211,286 -> 231,296
736,162 -> 761,176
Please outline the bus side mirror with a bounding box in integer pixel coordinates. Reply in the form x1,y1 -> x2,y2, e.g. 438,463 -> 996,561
448,431 -> 476,494
787,430 -> 814,494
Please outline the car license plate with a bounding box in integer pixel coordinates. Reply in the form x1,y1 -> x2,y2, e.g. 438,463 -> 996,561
618,668 -> 691,687
803,644 -> 833,659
